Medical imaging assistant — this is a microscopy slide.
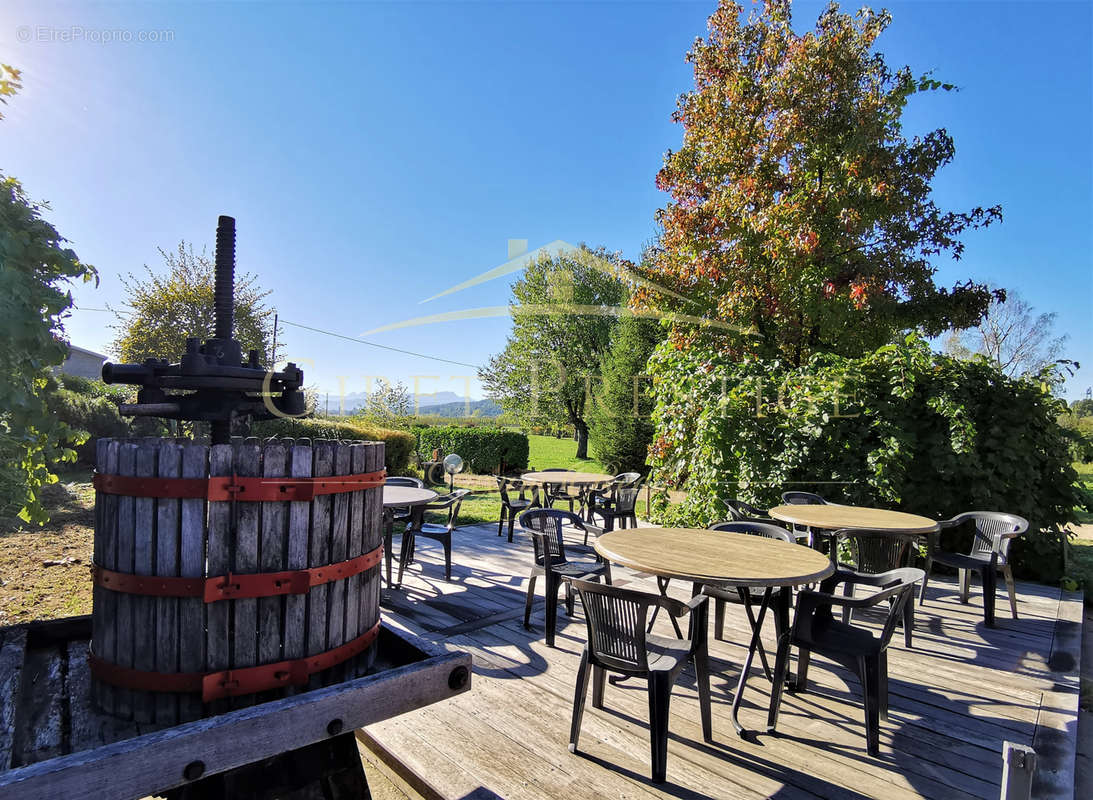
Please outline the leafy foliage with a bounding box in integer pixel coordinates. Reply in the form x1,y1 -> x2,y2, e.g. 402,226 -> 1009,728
480,247 -> 627,459
251,416 -> 415,475
360,379 -> 412,429
646,335 -> 1081,581
416,426 -> 529,475
0,173 -> 97,522
111,242 -> 275,364
640,0 -> 1001,364
589,316 -> 663,473
0,64 -> 21,119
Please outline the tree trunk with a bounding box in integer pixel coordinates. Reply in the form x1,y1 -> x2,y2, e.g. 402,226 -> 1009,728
575,419 -> 589,460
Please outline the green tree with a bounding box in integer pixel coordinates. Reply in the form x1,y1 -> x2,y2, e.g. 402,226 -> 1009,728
640,0 -> 1001,364
361,379 -> 412,429
589,316 -> 663,473
111,242 -> 275,364
0,166 -> 98,522
480,247 -> 627,459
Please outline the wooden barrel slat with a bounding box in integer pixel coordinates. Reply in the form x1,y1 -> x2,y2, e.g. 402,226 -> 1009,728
230,439 -> 261,710
178,444 -> 208,722
91,436 -> 383,717
205,444 -> 233,717
154,441 -> 181,726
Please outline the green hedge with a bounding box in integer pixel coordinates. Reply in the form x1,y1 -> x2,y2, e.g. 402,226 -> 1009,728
416,426 -> 529,474
647,334 -> 1084,583
252,417 -> 414,475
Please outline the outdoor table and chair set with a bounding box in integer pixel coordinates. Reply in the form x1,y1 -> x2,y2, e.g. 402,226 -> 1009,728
497,476 -> 1028,784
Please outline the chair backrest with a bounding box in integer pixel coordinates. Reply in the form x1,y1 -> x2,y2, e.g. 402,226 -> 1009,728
723,498 -> 768,521
875,568 -> 925,650
570,578 -> 658,673
782,491 -> 827,505
614,472 -> 641,486
428,489 -> 470,529
387,476 -> 425,489
519,508 -> 583,567
836,529 -> 915,574
952,512 -> 1029,560
496,477 -> 518,505
708,520 -> 794,544
614,484 -> 641,514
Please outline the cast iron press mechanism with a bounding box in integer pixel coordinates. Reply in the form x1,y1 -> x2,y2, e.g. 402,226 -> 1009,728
102,215 -> 305,443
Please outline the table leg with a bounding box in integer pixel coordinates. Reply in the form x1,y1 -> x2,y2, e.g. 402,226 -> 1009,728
646,576 -> 684,638
730,586 -> 773,737
766,587 -> 793,733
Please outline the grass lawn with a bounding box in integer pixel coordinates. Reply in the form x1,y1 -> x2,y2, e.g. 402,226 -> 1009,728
1074,460 -> 1092,524
526,434 -> 607,473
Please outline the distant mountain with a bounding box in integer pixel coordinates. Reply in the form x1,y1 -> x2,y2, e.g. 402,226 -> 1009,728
320,390 -> 496,416
421,399 -> 502,418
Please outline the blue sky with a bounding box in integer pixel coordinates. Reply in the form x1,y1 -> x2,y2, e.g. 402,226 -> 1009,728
1,1 -> 1090,402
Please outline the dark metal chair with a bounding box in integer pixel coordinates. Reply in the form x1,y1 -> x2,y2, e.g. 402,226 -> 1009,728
587,481 -> 642,533
768,567 -> 924,757
568,578 -> 711,783
697,521 -> 794,676
586,472 -> 641,523
835,529 -> 921,647
397,489 -> 470,585
519,509 -> 611,647
496,477 -> 538,542
919,511 -> 1028,626
781,490 -> 828,547
723,498 -> 771,521
540,468 -> 584,514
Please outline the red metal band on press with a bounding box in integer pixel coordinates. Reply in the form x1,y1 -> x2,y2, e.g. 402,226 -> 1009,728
92,544 -> 383,602
92,470 -> 387,502
88,621 -> 382,701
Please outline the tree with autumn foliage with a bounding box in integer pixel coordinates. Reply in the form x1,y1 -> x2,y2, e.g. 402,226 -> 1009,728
639,0 -> 1002,364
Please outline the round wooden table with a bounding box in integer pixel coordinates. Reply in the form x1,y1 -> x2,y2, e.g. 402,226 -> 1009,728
767,504 -> 939,535
520,471 -> 615,486
594,527 -> 833,736
382,487 -> 437,587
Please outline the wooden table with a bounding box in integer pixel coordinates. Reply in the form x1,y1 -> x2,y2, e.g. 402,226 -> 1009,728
520,471 -> 615,486
594,528 -> 833,736
768,504 -> 939,562
383,487 -> 438,587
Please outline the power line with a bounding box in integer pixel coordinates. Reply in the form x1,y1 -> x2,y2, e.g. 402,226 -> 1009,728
73,306 -> 481,370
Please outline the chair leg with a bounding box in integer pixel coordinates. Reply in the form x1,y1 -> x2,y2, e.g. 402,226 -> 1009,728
918,555 -> 931,605
569,649 -> 591,753
903,596 -> 915,649
564,581 -> 575,616
497,508 -> 505,537
603,562 -> 612,585
443,534 -> 452,581
1002,564 -> 1018,619
794,647 -> 811,693
592,665 -> 606,709
859,655 -> 881,757
523,574 -> 537,629
959,568 -> 971,603
714,598 -> 726,641
694,652 -> 712,743
384,525 -> 393,587
396,529 -> 415,587
647,673 -> 672,783
545,572 -> 561,646
508,512 -> 516,543
981,565 -> 997,627
878,650 -> 889,721
841,580 -> 854,624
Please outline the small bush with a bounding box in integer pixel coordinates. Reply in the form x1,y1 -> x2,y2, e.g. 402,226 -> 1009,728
416,426 -> 529,474
252,416 -> 414,475
55,373 -> 133,403
46,388 -> 148,463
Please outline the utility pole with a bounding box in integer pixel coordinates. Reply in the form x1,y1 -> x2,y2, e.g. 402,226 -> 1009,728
270,313 -> 279,366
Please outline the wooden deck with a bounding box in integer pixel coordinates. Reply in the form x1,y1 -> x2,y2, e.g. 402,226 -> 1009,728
366,523 -> 1082,800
